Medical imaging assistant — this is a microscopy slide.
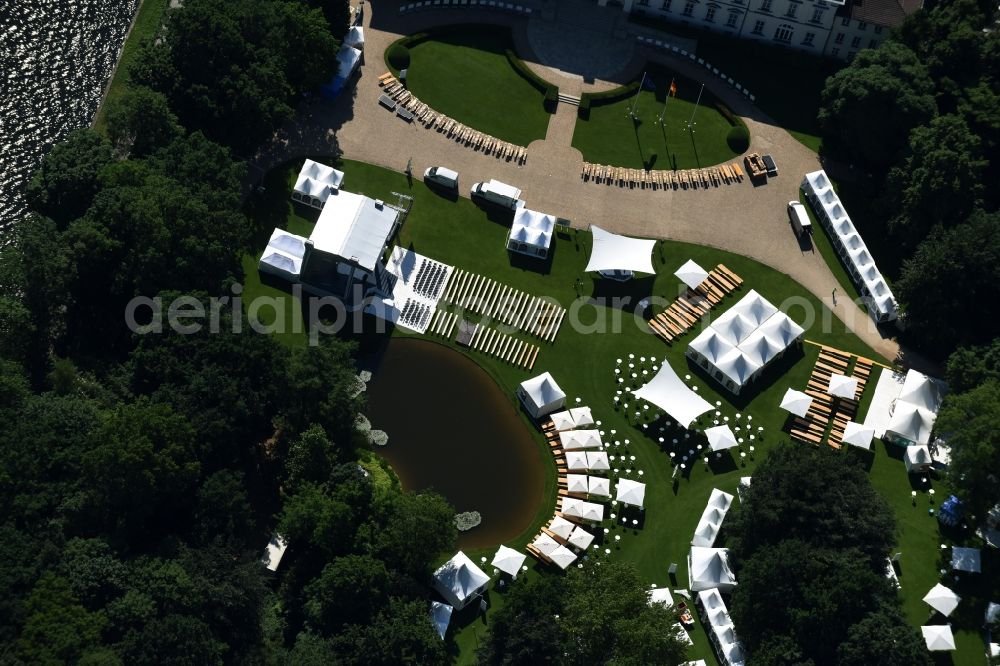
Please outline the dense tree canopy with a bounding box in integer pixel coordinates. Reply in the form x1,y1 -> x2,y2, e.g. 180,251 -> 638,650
938,380 -> 1000,524
946,339 -> 1000,393
24,129 -> 113,226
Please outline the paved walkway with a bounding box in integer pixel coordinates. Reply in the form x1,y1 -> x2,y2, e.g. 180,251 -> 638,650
257,0 -> 903,363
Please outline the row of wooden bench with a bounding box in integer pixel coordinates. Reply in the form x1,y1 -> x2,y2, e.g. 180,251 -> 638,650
789,346 -> 874,448
463,321 -> 540,370
440,268 -> 566,341
582,162 -> 745,190
647,264 -> 744,344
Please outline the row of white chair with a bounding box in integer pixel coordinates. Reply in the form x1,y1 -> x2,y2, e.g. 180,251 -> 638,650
400,0 -> 533,15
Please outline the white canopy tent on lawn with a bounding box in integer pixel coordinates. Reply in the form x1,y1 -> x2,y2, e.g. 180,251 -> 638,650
507,208 -> 556,259
691,489 -> 734,548
492,545 -> 527,578
675,259 -> 710,290
888,402 -> 937,446
615,478 -> 647,507
549,545 -> 578,570
688,547 -> 737,592
586,451 -> 610,471
905,444 -> 933,473
531,533 -> 560,556
632,359 -> 713,428
550,406 -> 595,431
344,25 -> 364,50
779,388 -> 813,418
923,583 -> 961,617
433,551 -> 490,610
584,225 -> 657,275
429,601 -> 453,640
921,625 -> 956,651
842,421 -> 876,450
952,547 -> 982,573
559,429 -> 603,451
566,474 -> 590,494
828,374 -> 859,399
649,587 -> 675,607
565,452 -> 588,471
517,372 -> 566,419
568,526 -> 596,550
705,425 -> 738,452
561,497 -> 605,522
548,516 -> 576,541
588,476 -> 611,497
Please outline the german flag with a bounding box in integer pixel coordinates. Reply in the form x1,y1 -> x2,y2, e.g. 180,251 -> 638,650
669,79 -> 678,97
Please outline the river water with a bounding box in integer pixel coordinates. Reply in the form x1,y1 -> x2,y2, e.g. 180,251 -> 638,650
0,0 -> 139,232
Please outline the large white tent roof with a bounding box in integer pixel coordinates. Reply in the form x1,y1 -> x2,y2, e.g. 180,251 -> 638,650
779,388 -> 813,418
889,403 -> 936,445
565,452 -> 589,471
923,583 -> 961,617
615,478 -> 647,507
715,349 -> 762,387
559,429 -> 603,451
675,259 -> 709,290
510,208 -> 556,251
921,625 -> 956,651
550,406 -> 594,431
705,425 -> 738,452
566,473 -> 589,494
952,547 -> 982,573
430,601 -> 452,640
336,44 -> 362,79
842,421 -> 875,449
688,330 -> 736,365
689,547 -> 737,592
344,25 -> 364,49
310,188 -> 398,271
433,551 -> 489,608
828,373 -> 859,399
532,533 -> 560,556
491,545 -> 527,577
632,359 -> 713,428
259,228 -> 307,280
898,370 -> 946,412
586,451 -> 610,471
519,372 -> 566,414
692,489 -> 734,547
585,225 -> 657,274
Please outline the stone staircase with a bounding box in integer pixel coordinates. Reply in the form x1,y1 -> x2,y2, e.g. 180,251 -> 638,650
557,92 -> 580,107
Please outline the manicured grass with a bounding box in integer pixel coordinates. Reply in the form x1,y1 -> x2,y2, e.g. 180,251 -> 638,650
92,0 -> 171,133
573,71 -> 743,170
387,29 -> 551,146
243,158 -> 986,666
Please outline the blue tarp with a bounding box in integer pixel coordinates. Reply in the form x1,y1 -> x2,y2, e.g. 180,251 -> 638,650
938,495 -> 964,527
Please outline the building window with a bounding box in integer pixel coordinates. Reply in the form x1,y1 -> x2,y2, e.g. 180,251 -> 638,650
810,7 -> 823,22
857,20 -> 867,30
841,17 -> 850,26
831,46 -> 840,56
875,25 -> 883,33
662,0 -> 672,9
851,35 -> 861,47
752,19 -> 765,33
869,38 -> 879,48
760,0 -> 772,11
774,23 -> 794,42
683,1 -> 695,15
803,31 -> 815,45
705,5 -> 716,21
785,3 -> 798,18
834,32 -> 845,44
726,11 -> 739,26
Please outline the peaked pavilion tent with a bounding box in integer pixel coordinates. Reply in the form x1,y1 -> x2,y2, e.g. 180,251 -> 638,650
584,225 -> 657,275
550,406 -> 595,431
429,601 -> 453,640
615,478 -> 647,507
433,551 -> 489,610
675,259 -> 710,290
705,425 -> 738,452
559,429 -> 603,451
586,451 -> 610,471
344,25 -> 364,50
587,475 -> 611,497
561,497 -> 605,522
532,533 -> 560,557
517,372 -> 566,419
905,444 -> 933,473
691,489 -> 734,547
549,545 -> 578,570
565,452 -> 589,471
779,388 -> 813,418
566,473 -> 589,494
887,401 -> 937,446
568,526 -> 596,550
923,583 -> 961,617
841,421 -> 875,449
952,547 -> 982,573
507,208 -> 556,259
921,625 -> 956,651
491,545 -> 527,578
548,516 -> 576,541
688,546 -> 737,592
828,374 -> 859,399
632,359 -> 713,428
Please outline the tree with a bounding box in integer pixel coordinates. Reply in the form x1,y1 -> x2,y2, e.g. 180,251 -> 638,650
819,42 -> 937,168
371,491 -> 457,581
16,572 -> 108,665
282,337 -> 362,442
284,425 -> 341,491
301,0 -> 351,37
105,86 -> 182,158
330,599 -> 447,666
24,129 -> 113,226
191,470 -> 255,546
118,614 -> 225,666
476,575 -> 564,666
302,554 -> 389,633
837,605 -> 932,666
278,482 -> 357,559
946,340 -> 1000,393
895,210 -> 1000,355
939,381 -> 1000,523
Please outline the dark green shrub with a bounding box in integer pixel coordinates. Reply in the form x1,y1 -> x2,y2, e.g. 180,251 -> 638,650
715,101 -> 737,126
577,95 -> 592,119
387,44 -> 410,71
727,125 -> 750,153
544,87 -> 558,113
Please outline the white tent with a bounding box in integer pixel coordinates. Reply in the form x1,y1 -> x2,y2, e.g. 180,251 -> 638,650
585,225 -> 657,275
587,475 -> 611,498
492,545 -> 527,578
559,429 -> 603,451
632,359 -> 713,428
550,407 -> 595,431
549,545 -> 578,570
292,159 -> 345,209
260,533 -> 288,571
429,601 -> 452,640
888,402 -> 937,446
739,330 -> 786,366
688,547 -> 737,592
532,532 -> 560,556
714,349 -> 762,388
842,421 -> 875,450
548,516 -> 576,541
705,425 -> 738,452
779,388 -> 813,418
517,372 -> 566,419
689,330 -> 736,365
649,587 -> 675,607
921,625 -> 956,651
615,478 -> 647,507
309,188 -> 400,272
692,489 -> 734,548
737,477 -> 752,503
898,370 -> 946,412
507,208 -> 556,259
586,451 -> 610,471
561,497 -> 605,522
675,259 -> 709,290
565,452 -> 589,471
952,547 -> 982,573
904,444 -> 933,473
828,374 -> 859,399
566,474 -> 590,494
259,228 -> 308,281
433,551 -> 490,610
344,25 -> 364,50
335,44 -> 362,81
568,526 -> 596,550
923,583 -> 961,617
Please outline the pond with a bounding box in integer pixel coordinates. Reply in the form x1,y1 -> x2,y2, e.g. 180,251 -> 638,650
367,338 -> 545,549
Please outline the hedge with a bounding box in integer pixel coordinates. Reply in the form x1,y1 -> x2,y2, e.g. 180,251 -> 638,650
504,48 -> 559,113
578,81 -> 640,119
715,101 -> 737,126
727,125 -> 750,153
387,44 -> 411,70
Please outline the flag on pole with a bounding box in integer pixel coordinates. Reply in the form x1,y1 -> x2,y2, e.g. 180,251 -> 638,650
669,79 -> 678,97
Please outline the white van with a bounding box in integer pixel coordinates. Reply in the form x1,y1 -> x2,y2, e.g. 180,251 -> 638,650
423,166 -> 459,190
788,201 -> 812,237
470,179 -> 523,210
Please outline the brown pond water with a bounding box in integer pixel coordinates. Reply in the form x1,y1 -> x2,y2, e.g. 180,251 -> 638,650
367,338 -> 545,549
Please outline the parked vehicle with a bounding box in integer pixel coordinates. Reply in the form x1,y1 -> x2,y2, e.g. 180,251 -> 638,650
470,179 -> 523,210
423,166 -> 459,190
788,201 -> 812,237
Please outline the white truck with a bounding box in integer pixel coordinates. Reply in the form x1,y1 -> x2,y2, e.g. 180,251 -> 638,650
787,201 -> 812,238
470,179 -> 523,210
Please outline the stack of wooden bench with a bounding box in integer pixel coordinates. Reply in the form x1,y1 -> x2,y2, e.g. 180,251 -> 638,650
581,162 -> 745,190
647,264 -> 743,343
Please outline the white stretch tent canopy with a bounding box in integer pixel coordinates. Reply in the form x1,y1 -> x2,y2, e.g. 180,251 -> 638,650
705,425 -> 738,452
566,474 -> 589,494
952,547 -> 982,573
430,601 -> 452,640
779,388 -> 813,418
550,407 -> 595,431
492,545 -> 527,577
518,372 -> 566,419
615,478 -> 647,507
921,625 -> 956,651
260,533 -> 288,571
904,444 -> 933,473
842,421 -> 876,449
675,259 -> 710,290
649,587 -> 675,607
689,547 -> 737,592
632,359 -> 713,428
888,402 -> 937,447
585,225 -> 657,274
532,533 -> 559,556
898,370 -> 946,413
433,551 -> 489,610
548,516 -> 575,540
587,476 -> 611,498
344,25 -> 364,49
561,497 -> 605,522
507,208 -> 556,258
828,374 -> 859,399
559,429 -> 603,451
568,526 -> 596,550
692,489 -> 734,548
549,545 -> 578,570
923,583 -> 961,617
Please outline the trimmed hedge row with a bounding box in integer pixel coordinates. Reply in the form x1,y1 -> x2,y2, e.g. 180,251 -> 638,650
578,81 -> 641,119
715,101 -> 737,126
504,49 -> 559,113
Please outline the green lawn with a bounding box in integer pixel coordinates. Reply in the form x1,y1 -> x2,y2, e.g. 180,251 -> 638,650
387,29 -> 551,146
798,191 -> 866,313
573,70 -> 743,170
243,158 -> 988,666
92,0 -> 171,133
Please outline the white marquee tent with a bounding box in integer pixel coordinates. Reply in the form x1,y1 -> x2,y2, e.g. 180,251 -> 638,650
550,406 -> 595,431
584,225 -> 657,275
698,589 -> 746,666
904,444 -> 933,473
565,452 -> 589,471
492,545 -> 527,578
433,551 -> 490,610
675,259 -> 710,290
561,497 -> 605,522
260,533 -> 288,572
921,625 -> 956,651
632,359 -> 713,428
691,489 -> 734,547
549,545 -> 578,570
559,429 -> 603,451
292,159 -> 345,208
952,547 -> 982,573
259,229 -> 308,281
566,474 -> 589,494
649,587 -> 675,607
923,583 -> 961,617
507,208 -> 556,259
586,451 -> 610,471
532,533 -> 560,557
548,516 -> 575,541
779,388 -> 813,418
842,421 -> 876,450
517,372 -> 566,419
430,601 -> 453,640
587,475 -> 611,498
887,400 -> 938,447
828,374 -> 859,399
689,547 -> 737,592
344,25 -> 364,50
568,526 -> 596,550
705,425 -> 738,452
615,478 -> 647,507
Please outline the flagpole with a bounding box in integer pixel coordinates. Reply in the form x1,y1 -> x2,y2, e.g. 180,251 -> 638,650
687,83 -> 704,133
629,71 -> 646,119
658,77 -> 675,125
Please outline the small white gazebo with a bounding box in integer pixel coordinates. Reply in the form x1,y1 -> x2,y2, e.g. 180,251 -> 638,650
549,545 -> 578,570
615,478 -> 647,507
587,475 -> 611,498
561,497 -> 605,522
433,551 -> 490,610
491,545 -> 528,578
559,429 -> 603,451
548,516 -> 576,541
904,444 -> 933,473
828,374 -> 859,399
779,388 -> 813,418
517,372 -> 566,419
841,421 -> 875,450
507,207 -> 556,259
566,474 -> 590,494
705,425 -> 738,452
550,406 -> 595,431
923,583 -> 961,617
585,225 -> 657,279
921,625 -> 956,651
675,259 -> 709,290
532,533 -> 560,557
568,525 -> 596,550
586,451 -> 610,471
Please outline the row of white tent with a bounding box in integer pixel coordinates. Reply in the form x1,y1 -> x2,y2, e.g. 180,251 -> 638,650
885,369 -> 947,446
698,588 -> 746,666
692,489 -> 734,548
801,170 -> 897,322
